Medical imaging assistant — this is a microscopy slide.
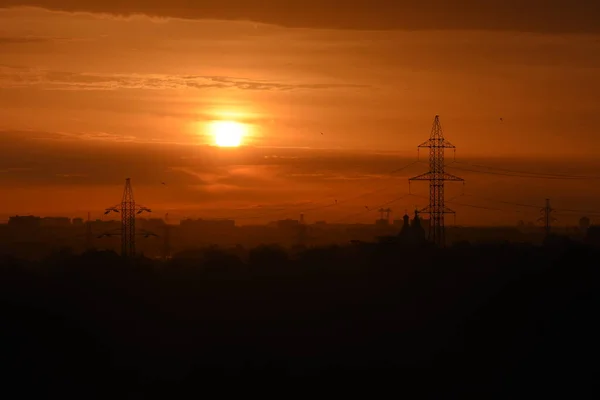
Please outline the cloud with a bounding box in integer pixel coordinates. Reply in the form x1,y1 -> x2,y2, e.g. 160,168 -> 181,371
0,129 -> 412,191
0,65 -> 364,91
0,1 -> 599,34
0,35 -> 83,44
1,129 -> 597,224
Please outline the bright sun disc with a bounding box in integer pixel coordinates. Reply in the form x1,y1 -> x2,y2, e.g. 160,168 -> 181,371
209,121 -> 245,147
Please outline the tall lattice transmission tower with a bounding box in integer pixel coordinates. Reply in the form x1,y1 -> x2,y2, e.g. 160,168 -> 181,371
409,115 -> 464,247
101,178 -> 154,257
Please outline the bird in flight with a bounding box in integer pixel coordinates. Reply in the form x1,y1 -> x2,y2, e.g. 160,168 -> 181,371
500,118 -> 503,122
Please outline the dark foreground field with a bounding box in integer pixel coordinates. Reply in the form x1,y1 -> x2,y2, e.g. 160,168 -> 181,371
1,241 -> 599,398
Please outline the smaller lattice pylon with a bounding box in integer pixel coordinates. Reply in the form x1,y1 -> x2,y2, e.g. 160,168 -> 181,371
100,178 -> 154,257
538,198 -> 557,236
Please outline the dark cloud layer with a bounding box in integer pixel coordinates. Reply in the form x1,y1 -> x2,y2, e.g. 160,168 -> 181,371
1,1 -> 599,33
0,129 -> 411,189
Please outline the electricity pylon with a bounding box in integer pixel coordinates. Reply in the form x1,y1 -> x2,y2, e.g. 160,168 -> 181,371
538,198 -> 556,236
101,178 -> 154,257
409,115 -> 464,247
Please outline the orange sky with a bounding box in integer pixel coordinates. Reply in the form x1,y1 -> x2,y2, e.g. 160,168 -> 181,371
0,3 -> 599,226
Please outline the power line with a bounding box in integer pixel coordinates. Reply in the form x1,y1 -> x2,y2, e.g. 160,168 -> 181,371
410,193 -> 517,214
461,193 -> 539,209
294,160 -> 420,212
462,193 -> 600,216
203,160 -> 421,221
449,160 -> 600,180
446,165 -> 586,180
330,194 -> 411,224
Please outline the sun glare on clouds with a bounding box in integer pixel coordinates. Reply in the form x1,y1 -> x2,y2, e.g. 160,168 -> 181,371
209,120 -> 247,147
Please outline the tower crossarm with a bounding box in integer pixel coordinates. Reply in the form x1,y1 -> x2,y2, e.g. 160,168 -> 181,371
418,205 -> 457,215
418,138 -> 456,149
441,172 -> 464,182
136,204 -> 152,215
418,205 -> 432,214
409,172 -> 433,181
409,172 -> 464,181
104,205 -> 120,215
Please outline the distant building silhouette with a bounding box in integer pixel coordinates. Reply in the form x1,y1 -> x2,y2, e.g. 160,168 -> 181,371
274,219 -> 299,230
40,217 -> 71,228
410,210 -> 427,242
399,213 -> 411,237
8,215 -> 41,229
579,216 -> 591,233
72,217 -> 84,227
181,218 -> 235,230
397,210 -> 427,245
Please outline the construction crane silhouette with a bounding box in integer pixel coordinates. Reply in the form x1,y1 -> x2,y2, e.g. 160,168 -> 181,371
410,115 -> 464,247
99,178 -> 156,257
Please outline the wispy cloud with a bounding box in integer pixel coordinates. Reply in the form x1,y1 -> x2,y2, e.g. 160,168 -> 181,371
0,1 -> 598,34
16,130 -> 139,142
0,35 -> 86,44
55,173 -> 87,178
0,65 -> 366,91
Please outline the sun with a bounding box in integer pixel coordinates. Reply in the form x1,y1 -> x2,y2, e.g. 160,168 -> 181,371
209,120 -> 246,147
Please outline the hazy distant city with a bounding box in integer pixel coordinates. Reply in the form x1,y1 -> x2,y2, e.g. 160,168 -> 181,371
3,211 -> 597,260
